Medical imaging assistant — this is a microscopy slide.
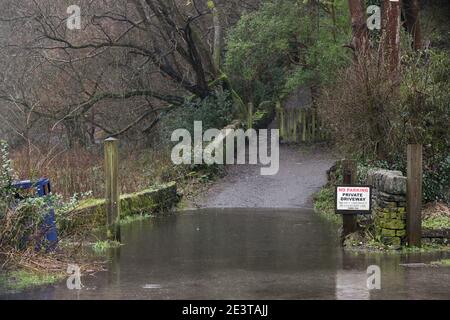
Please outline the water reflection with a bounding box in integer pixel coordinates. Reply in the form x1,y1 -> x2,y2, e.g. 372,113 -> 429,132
1,208 -> 449,299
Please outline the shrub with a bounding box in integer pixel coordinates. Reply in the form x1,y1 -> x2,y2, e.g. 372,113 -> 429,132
0,141 -> 85,251
317,56 -> 400,160
159,90 -> 234,141
318,49 -> 450,203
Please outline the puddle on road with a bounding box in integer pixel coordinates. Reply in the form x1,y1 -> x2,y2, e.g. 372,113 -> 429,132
1,208 -> 449,299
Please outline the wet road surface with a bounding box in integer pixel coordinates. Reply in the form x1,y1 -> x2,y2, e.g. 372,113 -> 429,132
2,208 -> 449,300
195,145 -> 336,208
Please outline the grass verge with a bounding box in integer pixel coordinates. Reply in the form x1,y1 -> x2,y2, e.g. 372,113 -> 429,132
0,270 -> 65,292
430,259 -> 450,266
313,186 -> 341,226
92,240 -> 122,253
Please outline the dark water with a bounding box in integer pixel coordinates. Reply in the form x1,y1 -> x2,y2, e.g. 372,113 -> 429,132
1,208 -> 450,299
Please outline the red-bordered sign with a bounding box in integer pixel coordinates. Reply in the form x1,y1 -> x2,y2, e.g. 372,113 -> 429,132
335,185 -> 372,214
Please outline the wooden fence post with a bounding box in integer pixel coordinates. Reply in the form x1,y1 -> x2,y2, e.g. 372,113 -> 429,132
285,109 -> 290,143
342,159 -> 358,243
312,109 -> 316,142
289,109 -> 294,143
292,109 -> 296,142
276,102 -> 285,140
407,144 -> 422,247
247,102 -> 254,130
302,109 -> 307,142
104,137 -> 121,242
292,109 -> 298,143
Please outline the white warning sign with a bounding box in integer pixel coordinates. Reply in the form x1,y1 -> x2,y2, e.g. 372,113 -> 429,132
336,185 -> 371,213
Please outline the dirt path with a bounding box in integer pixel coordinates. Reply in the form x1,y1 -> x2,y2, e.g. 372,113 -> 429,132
192,144 -> 336,209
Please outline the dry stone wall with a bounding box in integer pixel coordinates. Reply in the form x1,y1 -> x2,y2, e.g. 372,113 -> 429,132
366,169 -> 407,246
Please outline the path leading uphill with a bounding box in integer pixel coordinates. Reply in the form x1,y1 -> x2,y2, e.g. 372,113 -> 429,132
195,144 -> 336,208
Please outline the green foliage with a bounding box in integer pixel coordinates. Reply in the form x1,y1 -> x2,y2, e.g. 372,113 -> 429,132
0,140 -> 14,218
422,216 -> 450,230
0,270 -> 64,292
396,49 -> 449,203
160,90 -> 234,141
92,240 -> 121,253
313,186 -> 341,225
431,259 -> 450,266
0,193 -> 82,251
119,213 -> 152,226
422,153 -> 450,203
225,0 -> 351,104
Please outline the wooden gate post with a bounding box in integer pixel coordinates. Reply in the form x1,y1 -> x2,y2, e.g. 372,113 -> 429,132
342,159 -> 358,242
276,102 -> 285,140
407,144 -> 422,247
247,102 -> 254,130
104,137 -> 121,242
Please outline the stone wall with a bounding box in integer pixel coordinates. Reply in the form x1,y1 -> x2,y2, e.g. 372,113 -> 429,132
61,182 -> 178,232
366,169 -> 407,246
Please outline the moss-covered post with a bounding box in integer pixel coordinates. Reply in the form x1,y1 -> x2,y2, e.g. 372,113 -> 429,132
104,137 -> 121,242
407,144 -> 422,247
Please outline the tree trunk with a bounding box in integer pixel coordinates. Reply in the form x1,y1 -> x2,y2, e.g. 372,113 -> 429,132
381,0 -> 402,73
65,118 -> 87,148
211,1 -> 223,75
403,0 -> 421,50
348,0 -> 369,56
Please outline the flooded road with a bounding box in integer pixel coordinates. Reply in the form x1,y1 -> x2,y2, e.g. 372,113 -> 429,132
2,208 -> 449,300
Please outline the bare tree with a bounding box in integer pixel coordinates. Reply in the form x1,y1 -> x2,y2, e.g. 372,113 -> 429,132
0,0 -> 261,147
